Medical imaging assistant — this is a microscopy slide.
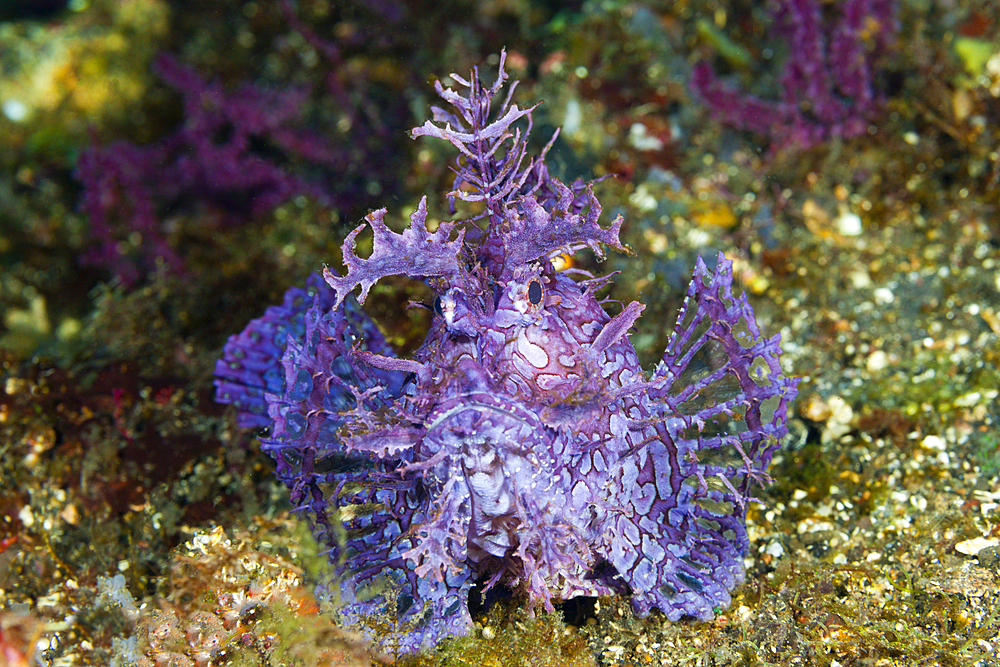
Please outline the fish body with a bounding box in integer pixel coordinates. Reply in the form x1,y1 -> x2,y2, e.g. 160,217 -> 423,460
215,52 -> 798,652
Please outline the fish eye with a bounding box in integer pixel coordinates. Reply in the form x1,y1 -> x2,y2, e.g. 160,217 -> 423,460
527,279 -> 542,305
433,295 -> 443,316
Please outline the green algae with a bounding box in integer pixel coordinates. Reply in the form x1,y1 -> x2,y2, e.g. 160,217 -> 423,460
398,602 -> 595,667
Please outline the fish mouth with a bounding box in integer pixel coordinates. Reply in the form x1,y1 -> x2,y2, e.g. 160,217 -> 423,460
423,392 -> 546,445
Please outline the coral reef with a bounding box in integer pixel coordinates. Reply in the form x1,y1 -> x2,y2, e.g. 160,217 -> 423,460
1,1 -> 999,666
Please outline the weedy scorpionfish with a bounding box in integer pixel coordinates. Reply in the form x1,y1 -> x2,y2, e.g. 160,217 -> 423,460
215,51 -> 799,652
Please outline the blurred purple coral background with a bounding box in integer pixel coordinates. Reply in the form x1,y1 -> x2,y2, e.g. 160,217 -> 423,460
692,0 -> 899,151
74,0 -> 405,286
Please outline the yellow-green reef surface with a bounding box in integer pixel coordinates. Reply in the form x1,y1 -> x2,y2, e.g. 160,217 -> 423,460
1,1 -> 997,665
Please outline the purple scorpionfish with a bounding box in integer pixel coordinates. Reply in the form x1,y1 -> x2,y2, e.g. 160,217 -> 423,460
215,52 -> 799,652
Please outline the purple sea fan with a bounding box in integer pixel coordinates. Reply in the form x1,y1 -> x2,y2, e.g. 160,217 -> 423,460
76,53 -> 365,285
215,51 -> 799,653
692,0 -> 898,151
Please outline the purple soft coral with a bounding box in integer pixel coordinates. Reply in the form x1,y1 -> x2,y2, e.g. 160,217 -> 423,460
216,52 -> 799,653
76,50 -> 386,285
693,0 -> 898,151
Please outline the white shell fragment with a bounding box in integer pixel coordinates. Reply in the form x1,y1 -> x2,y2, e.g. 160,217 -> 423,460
954,537 -> 999,556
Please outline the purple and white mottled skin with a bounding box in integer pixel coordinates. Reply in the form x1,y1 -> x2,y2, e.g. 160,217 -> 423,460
215,52 -> 799,653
